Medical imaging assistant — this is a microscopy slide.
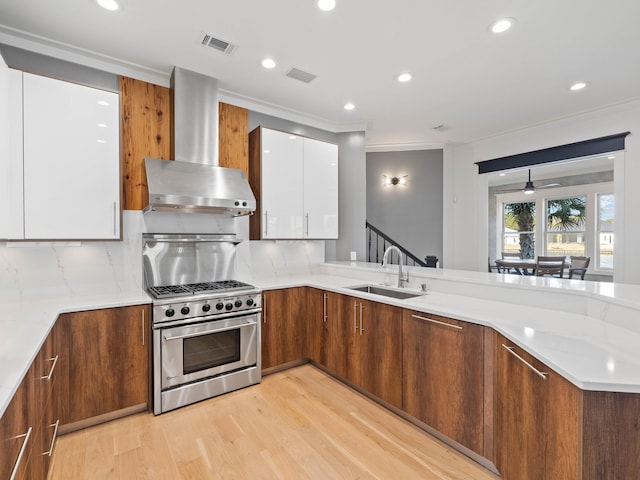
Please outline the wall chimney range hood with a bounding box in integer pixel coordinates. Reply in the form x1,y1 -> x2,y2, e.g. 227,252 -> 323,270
143,67 -> 256,216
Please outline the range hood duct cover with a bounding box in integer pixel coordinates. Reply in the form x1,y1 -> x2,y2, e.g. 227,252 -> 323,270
143,66 -> 256,216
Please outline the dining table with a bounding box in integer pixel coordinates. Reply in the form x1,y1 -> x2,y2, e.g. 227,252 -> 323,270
495,258 -> 537,275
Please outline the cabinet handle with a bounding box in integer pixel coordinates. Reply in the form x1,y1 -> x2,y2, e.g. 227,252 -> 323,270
353,301 -> 357,334
263,293 -> 267,323
141,309 -> 145,346
9,427 -> 32,480
323,293 -> 327,322
411,314 -> 463,330
359,303 -> 363,335
42,420 -> 60,457
264,211 -> 268,237
502,344 -> 548,380
305,213 -> 309,236
113,201 -> 117,236
41,355 -> 59,381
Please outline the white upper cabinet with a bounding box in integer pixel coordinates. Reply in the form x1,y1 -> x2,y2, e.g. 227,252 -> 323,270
2,71 -> 120,240
261,128 -> 304,238
249,127 -> 339,240
0,63 -> 24,239
303,137 -> 339,238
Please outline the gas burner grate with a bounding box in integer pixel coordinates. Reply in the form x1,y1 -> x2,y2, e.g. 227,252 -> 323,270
148,280 -> 255,299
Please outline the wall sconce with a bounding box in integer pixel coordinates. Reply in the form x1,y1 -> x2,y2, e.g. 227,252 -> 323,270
383,175 -> 408,187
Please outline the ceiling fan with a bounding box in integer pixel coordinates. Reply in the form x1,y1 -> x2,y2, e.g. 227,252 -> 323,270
494,169 -> 561,195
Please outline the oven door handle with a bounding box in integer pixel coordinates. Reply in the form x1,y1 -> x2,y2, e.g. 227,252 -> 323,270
162,321 -> 256,342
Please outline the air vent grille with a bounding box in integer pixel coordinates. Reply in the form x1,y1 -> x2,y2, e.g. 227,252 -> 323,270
201,34 -> 236,55
285,67 -> 317,84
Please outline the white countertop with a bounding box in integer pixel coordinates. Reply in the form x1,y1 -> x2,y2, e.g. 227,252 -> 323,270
3,263 -> 640,417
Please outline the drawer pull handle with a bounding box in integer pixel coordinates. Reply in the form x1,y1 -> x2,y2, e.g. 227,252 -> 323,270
9,427 -> 32,480
41,355 -> 59,381
323,293 -> 327,322
353,302 -> 358,334
43,419 -> 60,457
411,314 -> 462,330
502,344 -> 548,380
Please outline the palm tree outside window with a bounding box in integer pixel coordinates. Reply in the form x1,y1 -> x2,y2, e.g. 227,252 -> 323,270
545,196 -> 586,258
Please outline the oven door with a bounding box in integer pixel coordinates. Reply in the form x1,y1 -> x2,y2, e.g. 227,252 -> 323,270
159,313 -> 258,389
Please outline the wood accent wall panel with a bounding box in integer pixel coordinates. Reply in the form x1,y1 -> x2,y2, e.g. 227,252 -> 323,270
119,76 -> 171,211
219,102 -> 249,176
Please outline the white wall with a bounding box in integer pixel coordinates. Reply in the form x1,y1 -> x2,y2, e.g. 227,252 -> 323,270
443,99 -> 640,284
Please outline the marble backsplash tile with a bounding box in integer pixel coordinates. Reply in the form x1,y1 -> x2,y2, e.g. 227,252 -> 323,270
0,211 -> 325,301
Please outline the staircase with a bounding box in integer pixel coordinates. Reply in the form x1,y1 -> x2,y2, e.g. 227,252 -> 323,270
366,221 -> 430,267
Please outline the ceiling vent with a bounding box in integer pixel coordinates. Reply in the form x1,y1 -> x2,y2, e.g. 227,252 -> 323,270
201,34 -> 236,55
285,67 -> 317,84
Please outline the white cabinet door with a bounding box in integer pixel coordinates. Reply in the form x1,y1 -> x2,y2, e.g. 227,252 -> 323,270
0,66 -> 24,239
303,137 -> 339,238
22,73 -> 120,239
261,128 -> 304,238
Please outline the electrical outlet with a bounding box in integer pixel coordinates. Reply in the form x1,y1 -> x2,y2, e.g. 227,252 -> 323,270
350,251 -> 357,261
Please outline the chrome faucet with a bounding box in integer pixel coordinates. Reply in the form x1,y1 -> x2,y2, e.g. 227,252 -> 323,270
382,245 -> 409,288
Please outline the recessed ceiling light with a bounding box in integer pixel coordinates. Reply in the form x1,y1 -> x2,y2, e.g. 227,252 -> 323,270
490,18 -> 514,34
261,58 -> 276,69
570,81 -> 588,91
499,173 -> 506,177
344,103 -> 355,111
97,100 -> 110,106
397,73 -> 412,83
317,0 -> 336,11
97,0 -> 119,11
607,155 -> 615,160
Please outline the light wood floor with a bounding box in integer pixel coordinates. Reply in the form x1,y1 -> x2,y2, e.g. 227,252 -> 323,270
49,365 -> 500,479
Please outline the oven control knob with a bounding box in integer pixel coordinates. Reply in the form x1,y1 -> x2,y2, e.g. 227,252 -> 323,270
225,303 -> 233,311
181,306 -> 190,315
246,298 -> 254,307
202,303 -> 211,312
166,308 -> 175,317
215,302 -> 224,311
234,299 -> 243,308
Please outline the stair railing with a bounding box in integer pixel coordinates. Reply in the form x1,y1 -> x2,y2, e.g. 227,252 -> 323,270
366,221 -> 428,267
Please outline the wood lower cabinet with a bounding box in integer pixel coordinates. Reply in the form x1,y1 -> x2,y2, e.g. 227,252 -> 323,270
0,366 -> 31,480
309,292 -> 402,408
402,310 -> 485,455
495,330 -> 640,480
494,332 -> 581,480
352,298 -> 403,408
307,289 -> 350,378
261,288 -> 308,370
60,305 -> 149,424
0,320 -> 63,480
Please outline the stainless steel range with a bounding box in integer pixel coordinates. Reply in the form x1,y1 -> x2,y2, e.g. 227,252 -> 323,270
143,233 -> 261,415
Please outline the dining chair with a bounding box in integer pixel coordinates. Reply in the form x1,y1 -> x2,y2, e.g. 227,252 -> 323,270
499,252 -> 521,273
535,256 -> 567,278
568,256 -> 591,280
488,258 -> 503,273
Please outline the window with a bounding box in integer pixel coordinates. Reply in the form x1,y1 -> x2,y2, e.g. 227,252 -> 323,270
503,202 -> 535,258
597,194 -> 614,270
496,182 -> 613,275
545,196 -> 586,258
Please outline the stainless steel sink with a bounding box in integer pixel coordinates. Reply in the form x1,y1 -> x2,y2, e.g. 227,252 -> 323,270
346,284 -> 425,299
